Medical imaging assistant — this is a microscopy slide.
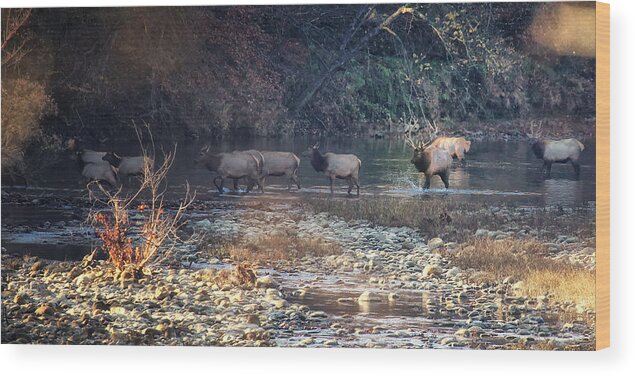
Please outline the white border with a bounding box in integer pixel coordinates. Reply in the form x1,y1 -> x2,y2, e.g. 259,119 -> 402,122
1,1 -> 632,375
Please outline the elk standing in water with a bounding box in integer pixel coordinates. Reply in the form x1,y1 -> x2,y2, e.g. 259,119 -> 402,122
527,122 -> 585,178
532,139 -> 585,178
307,143 -> 361,196
195,146 -> 265,193
102,152 -> 154,183
429,136 -> 471,162
405,128 -> 453,189
238,151 -> 301,191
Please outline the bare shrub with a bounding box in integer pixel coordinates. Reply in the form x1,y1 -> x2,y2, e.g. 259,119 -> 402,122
89,131 -> 194,283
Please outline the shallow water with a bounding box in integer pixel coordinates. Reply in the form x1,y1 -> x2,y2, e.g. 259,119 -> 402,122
2,136 -> 596,207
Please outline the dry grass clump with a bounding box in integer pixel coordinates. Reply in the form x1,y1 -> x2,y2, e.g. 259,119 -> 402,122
197,263 -> 257,289
306,197 -> 483,237
522,269 -> 594,309
207,232 -> 342,265
452,238 -> 549,281
452,237 -> 594,309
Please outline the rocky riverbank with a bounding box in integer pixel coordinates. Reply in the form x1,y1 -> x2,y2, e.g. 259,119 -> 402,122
1,195 -> 596,349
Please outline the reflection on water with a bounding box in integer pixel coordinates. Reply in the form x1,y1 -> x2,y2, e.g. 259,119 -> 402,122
2,136 -> 596,207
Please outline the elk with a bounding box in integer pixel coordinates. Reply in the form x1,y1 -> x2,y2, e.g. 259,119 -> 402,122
239,151 -> 301,191
307,143 -> 361,196
532,139 -> 585,178
429,136 -> 471,161
67,137 -> 106,164
527,122 -> 585,178
80,161 -> 119,187
405,122 -> 452,189
195,146 -> 265,193
101,152 -> 154,183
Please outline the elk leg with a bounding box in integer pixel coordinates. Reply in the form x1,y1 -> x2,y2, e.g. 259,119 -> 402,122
233,178 -> 240,191
544,161 -> 552,178
258,177 -> 265,194
352,176 -> 360,196
292,174 -> 301,190
328,176 -> 335,195
571,160 -> 581,178
246,178 -> 256,193
423,175 -> 431,189
214,176 -> 224,193
440,171 -> 450,189
346,177 -> 353,195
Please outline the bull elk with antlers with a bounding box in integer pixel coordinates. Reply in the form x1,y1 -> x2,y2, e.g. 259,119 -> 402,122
405,121 -> 453,189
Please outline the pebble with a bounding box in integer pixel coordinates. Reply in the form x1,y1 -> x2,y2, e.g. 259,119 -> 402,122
357,291 -> 382,303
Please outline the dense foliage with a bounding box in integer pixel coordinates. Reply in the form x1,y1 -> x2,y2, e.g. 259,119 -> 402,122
1,3 -> 596,169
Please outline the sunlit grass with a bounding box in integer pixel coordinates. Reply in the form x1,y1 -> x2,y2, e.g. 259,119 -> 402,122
451,237 -> 594,310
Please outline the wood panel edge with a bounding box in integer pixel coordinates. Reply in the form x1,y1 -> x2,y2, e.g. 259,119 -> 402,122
595,1 -> 610,351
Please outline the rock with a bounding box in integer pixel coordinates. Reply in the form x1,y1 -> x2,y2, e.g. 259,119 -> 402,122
142,327 -> 162,338
110,306 -> 127,315
446,267 -> 460,277
68,266 -> 83,279
35,303 -> 54,316
31,261 -> 44,272
388,293 -> 400,301
75,273 -> 92,287
427,238 -> 444,250
337,297 -> 355,304
255,275 -> 278,289
13,293 -> 27,305
308,311 -> 328,319
439,336 -> 457,346
298,337 -> 314,346
402,242 -> 416,250
154,286 -> 171,300
581,247 -> 595,255
511,281 -> 526,296
92,301 -> 110,311
422,264 -> 442,278
475,229 -> 489,237
358,291 -> 382,303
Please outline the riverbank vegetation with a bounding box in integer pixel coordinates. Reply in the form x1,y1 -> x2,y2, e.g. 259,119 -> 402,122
305,196 -> 595,242
2,3 -> 597,176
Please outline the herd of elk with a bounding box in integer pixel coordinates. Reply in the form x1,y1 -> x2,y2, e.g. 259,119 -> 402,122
67,137 -> 153,188
68,119 -> 584,194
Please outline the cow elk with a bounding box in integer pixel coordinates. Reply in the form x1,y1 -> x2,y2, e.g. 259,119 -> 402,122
527,122 -> 585,178
102,152 -> 154,183
307,143 -> 361,196
195,146 -> 265,193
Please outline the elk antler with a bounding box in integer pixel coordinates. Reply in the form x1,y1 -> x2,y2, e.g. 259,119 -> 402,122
404,131 -> 417,149
527,120 -> 544,139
